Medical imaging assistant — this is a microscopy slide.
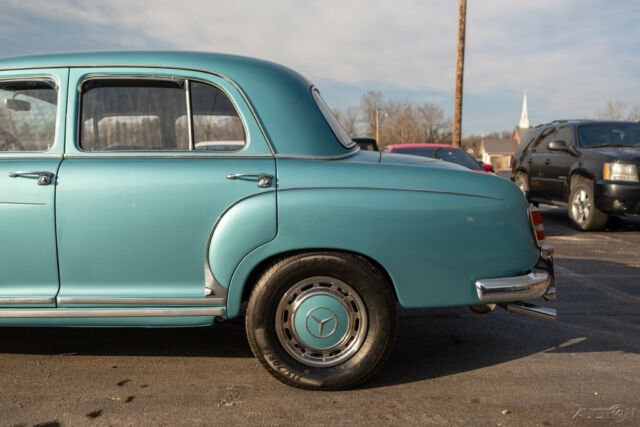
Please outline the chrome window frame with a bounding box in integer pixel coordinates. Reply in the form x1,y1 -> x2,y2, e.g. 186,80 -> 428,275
311,86 -> 356,150
0,75 -> 60,154
76,74 -> 248,153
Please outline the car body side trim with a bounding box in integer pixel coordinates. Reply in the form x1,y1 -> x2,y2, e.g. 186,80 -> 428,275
0,308 -> 224,318
56,297 -> 225,305
62,153 -> 273,159
0,297 -> 55,304
277,186 -> 503,201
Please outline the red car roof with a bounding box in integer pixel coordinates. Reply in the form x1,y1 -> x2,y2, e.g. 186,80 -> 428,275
386,143 -> 460,152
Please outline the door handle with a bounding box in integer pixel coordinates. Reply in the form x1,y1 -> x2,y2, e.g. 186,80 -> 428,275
544,159 -> 551,166
226,173 -> 273,188
8,171 -> 54,185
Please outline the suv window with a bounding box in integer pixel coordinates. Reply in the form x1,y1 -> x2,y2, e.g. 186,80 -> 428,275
555,126 -> 573,146
0,79 -> 57,152
577,123 -> 640,148
80,78 -> 245,152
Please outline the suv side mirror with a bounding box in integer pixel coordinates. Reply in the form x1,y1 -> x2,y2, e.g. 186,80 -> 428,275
548,140 -> 569,151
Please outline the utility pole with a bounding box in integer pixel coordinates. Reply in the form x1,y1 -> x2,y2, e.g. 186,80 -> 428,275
452,0 -> 467,147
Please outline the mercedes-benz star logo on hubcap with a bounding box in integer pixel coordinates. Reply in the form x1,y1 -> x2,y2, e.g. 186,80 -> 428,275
305,307 -> 338,339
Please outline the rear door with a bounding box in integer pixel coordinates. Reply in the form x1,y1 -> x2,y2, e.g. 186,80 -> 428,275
0,69 -> 67,306
55,68 -> 275,305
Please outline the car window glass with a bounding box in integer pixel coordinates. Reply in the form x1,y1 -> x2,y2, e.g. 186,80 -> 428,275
536,130 -> 557,153
435,148 -> 482,170
189,81 -> 245,151
555,126 -> 573,146
312,88 -> 355,149
0,79 -> 57,152
80,79 -> 187,151
395,147 -> 436,157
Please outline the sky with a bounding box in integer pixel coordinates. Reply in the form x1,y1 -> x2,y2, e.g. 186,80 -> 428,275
1,0 -> 639,136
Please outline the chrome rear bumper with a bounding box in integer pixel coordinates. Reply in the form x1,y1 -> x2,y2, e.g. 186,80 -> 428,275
474,245 -> 557,320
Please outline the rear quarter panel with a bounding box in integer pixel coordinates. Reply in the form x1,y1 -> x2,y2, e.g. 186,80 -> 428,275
225,157 -> 539,317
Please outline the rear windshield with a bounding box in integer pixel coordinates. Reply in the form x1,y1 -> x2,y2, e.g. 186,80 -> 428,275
435,148 -> 482,170
578,123 -> 640,148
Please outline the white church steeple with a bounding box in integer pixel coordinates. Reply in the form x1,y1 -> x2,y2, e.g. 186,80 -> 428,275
519,90 -> 530,129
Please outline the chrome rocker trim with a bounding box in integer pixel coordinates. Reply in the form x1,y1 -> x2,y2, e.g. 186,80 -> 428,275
0,307 -> 224,318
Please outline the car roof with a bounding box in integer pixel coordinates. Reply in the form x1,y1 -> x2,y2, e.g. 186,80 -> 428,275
0,51 -> 352,158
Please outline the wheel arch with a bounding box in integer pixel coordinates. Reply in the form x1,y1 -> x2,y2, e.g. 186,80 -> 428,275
233,248 -> 399,319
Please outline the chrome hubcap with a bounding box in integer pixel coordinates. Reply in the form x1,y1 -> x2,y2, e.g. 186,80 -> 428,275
571,189 -> 591,223
275,276 -> 368,367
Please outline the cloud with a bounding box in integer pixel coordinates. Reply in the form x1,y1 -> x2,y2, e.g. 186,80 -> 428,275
2,0 -> 639,133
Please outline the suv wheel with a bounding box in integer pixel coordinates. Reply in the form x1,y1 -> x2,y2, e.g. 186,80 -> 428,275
245,252 -> 397,390
568,177 -> 608,231
514,172 -> 530,198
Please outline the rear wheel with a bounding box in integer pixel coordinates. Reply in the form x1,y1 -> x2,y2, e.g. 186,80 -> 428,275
245,252 -> 397,390
568,177 -> 608,231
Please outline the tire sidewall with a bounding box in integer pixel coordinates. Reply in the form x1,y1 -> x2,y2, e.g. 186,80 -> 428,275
246,253 -> 396,390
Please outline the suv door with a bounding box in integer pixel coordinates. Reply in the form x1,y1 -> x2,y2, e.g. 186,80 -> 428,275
541,126 -> 575,201
529,129 -> 557,200
56,68 -> 276,306
0,70 -> 67,307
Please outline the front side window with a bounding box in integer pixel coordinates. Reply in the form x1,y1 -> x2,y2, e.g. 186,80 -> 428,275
80,78 -> 245,151
0,79 -> 57,152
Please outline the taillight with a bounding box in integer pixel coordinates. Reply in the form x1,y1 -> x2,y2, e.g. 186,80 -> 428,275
529,205 -> 545,245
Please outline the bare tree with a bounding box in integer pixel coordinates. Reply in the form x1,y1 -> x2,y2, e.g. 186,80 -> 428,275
333,106 -> 361,136
595,100 -> 629,120
359,90 -> 385,139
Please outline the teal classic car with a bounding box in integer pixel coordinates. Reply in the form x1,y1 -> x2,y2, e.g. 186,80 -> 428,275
0,52 -> 556,390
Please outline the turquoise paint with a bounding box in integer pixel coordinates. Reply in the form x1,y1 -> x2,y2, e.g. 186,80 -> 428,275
225,155 -> 538,318
0,53 -> 544,329
208,192 -> 277,288
56,157 -> 275,301
293,297 -> 349,349
0,68 -> 67,303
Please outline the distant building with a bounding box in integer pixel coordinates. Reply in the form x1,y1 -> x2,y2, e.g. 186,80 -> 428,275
512,91 -> 531,145
480,138 -> 518,171
480,91 -> 531,171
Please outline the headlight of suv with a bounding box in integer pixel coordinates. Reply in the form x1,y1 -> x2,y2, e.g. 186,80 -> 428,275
603,162 -> 639,182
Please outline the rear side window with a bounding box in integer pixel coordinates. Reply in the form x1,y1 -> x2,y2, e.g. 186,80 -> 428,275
0,79 -> 57,152
80,78 -> 245,151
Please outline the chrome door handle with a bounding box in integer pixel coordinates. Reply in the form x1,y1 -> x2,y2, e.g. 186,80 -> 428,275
226,173 -> 273,188
8,171 -> 54,185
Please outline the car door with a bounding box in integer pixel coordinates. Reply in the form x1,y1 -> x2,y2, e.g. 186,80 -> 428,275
541,126 -> 575,201
529,129 -> 557,200
0,69 -> 67,307
55,68 -> 276,306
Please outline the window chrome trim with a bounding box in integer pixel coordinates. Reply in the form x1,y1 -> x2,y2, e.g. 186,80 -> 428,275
185,79 -> 194,151
0,75 -> 60,154
0,308 -> 224,318
76,73 -> 250,154
3,64 -> 277,154
274,148 -> 359,160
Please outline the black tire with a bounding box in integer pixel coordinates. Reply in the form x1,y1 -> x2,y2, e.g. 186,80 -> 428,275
514,172 -> 530,199
245,252 -> 397,390
568,177 -> 608,231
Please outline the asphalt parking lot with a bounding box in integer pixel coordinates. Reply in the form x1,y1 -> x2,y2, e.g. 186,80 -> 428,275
1,206 -> 639,426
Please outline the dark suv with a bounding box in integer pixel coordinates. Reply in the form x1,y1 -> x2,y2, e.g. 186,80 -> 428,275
512,120 -> 640,230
